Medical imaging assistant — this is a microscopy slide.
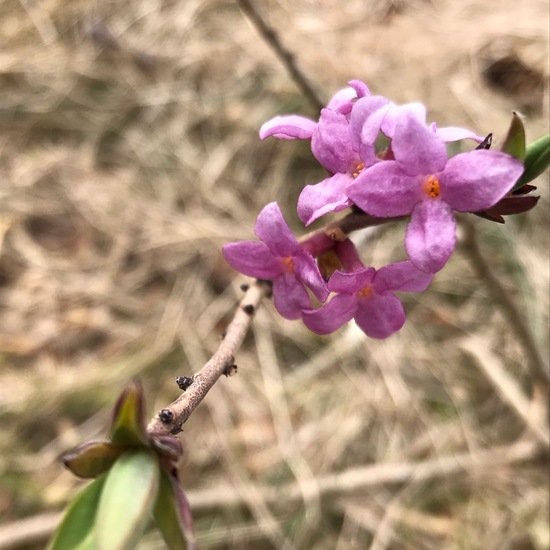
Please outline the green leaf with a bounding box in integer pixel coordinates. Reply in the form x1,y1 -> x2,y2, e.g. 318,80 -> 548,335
500,112 -> 526,160
47,474 -> 107,550
515,133 -> 550,188
96,449 -> 160,550
109,379 -> 149,447
62,441 -> 127,479
154,469 -> 197,550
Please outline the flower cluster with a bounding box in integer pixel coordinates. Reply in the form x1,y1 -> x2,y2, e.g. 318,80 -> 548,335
223,81 -> 526,338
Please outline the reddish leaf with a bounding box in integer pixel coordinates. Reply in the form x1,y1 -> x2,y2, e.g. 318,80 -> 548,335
63,441 -> 127,479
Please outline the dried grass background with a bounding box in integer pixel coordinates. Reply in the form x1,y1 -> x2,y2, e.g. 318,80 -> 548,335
0,0 -> 548,548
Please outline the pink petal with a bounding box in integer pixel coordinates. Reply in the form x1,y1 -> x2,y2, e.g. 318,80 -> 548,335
442,150 -> 524,212
348,80 -> 370,99
297,173 -> 353,225
302,293 -> 356,334
435,126 -> 484,143
374,261 -> 433,293
294,248 -> 329,302
392,110 -> 447,176
350,96 -> 390,165
273,273 -> 311,320
326,86 -> 359,112
222,242 -> 282,279
328,268 -> 375,294
405,200 -> 456,273
259,115 -> 316,140
354,293 -> 405,338
254,202 -> 298,257
346,161 -> 422,217
312,109 -> 358,174
381,102 -> 427,137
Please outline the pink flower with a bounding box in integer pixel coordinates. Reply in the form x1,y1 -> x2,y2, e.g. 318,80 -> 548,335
222,203 -> 328,320
259,82 -> 372,225
346,111 -> 524,273
302,255 -> 433,339
259,81 -> 369,141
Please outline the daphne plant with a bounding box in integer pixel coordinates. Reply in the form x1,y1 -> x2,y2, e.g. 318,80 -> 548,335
224,80 -> 549,339
49,80 -> 549,550
48,380 -> 196,550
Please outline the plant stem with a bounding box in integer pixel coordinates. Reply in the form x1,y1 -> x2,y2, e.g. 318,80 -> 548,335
235,0 -> 325,112
146,279 -> 272,434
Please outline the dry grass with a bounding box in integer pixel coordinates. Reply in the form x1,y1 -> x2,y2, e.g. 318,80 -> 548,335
0,0 -> 548,548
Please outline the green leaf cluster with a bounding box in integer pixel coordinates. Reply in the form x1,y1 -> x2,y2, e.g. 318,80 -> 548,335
48,380 -> 196,550
500,113 -> 550,190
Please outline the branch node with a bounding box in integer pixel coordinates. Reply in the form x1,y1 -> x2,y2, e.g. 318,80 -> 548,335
159,409 -> 174,424
175,376 -> 194,391
224,364 -> 238,377
326,227 -> 347,242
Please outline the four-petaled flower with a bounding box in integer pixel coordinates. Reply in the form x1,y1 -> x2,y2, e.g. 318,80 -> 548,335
346,111 -> 524,273
222,202 -> 329,320
302,260 -> 433,338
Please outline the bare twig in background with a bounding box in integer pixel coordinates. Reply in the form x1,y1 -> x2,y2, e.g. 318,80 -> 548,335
461,338 -> 549,447
462,217 -> 549,391
0,438 -> 539,549
146,279 -> 272,434
235,0 -> 325,112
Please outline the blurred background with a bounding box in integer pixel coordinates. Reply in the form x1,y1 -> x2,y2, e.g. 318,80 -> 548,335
0,0 -> 548,548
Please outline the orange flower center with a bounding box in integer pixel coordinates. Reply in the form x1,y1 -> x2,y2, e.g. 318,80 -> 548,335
422,175 -> 441,199
357,284 -> 372,298
352,163 -> 365,178
282,257 -> 294,272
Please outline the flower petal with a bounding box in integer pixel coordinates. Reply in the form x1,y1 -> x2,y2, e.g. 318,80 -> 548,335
381,102 -> 427,138
311,109 -> 358,173
297,173 -> 353,225
294,248 -> 330,302
259,115 -> 316,140
272,273 -> 311,320
326,86 -> 359,112
223,241 -> 282,279
405,199 -> 456,273
435,126 -> 484,143
442,150 -> 524,212
374,261 -> 433,293
350,96 -> 389,155
328,268 -> 375,294
302,293 -> 356,334
392,110 -> 447,176
348,80 -> 370,99
254,202 -> 298,257
346,161 -> 422,217
354,293 -> 405,338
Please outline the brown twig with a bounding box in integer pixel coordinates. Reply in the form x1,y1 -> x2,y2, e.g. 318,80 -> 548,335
323,212 -> 406,241
461,217 -> 549,391
235,0 -> 325,112
461,338 -> 549,447
146,279 -> 272,435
